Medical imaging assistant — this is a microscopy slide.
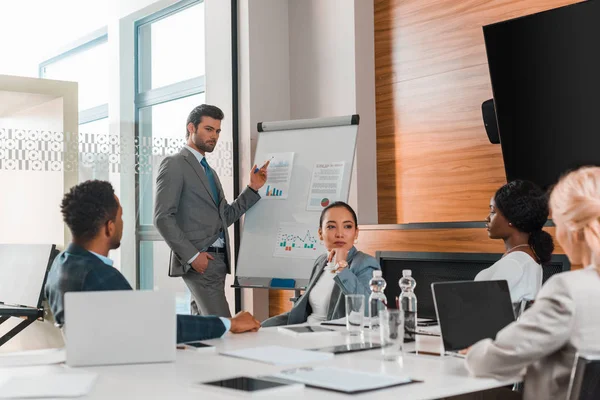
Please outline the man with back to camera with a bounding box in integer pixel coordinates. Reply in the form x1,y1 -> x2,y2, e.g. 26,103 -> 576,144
154,104 -> 269,317
45,180 -> 261,342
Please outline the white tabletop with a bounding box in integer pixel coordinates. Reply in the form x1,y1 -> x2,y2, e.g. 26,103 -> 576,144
73,325 -> 516,400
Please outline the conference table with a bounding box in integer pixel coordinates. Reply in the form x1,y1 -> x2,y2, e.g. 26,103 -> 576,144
78,325 -> 516,399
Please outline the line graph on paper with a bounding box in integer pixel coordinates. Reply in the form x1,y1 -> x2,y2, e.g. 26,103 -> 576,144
273,222 -> 326,259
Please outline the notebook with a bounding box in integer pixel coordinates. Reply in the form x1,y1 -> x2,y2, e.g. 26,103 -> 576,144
266,366 -> 416,394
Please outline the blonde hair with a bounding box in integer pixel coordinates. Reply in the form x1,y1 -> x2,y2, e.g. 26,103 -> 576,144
550,166 -> 600,273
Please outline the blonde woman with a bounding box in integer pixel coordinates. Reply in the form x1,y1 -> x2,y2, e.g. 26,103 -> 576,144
462,167 -> 600,400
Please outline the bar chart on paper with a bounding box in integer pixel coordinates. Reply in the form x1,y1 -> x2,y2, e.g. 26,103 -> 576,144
273,222 -> 325,259
264,185 -> 284,197
259,152 -> 294,199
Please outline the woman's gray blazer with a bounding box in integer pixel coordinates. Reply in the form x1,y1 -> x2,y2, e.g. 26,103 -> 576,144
465,266 -> 600,400
262,247 -> 380,327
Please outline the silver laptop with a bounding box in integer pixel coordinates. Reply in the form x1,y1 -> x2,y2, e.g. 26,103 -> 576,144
432,280 -> 515,357
64,290 -> 176,367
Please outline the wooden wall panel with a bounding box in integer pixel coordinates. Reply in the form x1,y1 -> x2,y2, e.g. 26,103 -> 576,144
357,226 -> 566,256
375,0 -> 583,223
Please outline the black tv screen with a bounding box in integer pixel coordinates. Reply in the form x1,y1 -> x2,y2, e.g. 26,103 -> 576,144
483,1 -> 600,189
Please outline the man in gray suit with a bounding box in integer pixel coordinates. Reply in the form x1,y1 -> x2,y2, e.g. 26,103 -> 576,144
154,104 -> 269,317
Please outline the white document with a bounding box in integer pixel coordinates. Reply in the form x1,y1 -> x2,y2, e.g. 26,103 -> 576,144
220,346 -> 333,366
258,152 -> 294,199
0,348 -> 66,367
0,369 -> 97,398
268,366 -> 412,394
273,222 -> 326,259
306,162 -> 345,211
321,317 -> 370,328
277,325 -> 339,337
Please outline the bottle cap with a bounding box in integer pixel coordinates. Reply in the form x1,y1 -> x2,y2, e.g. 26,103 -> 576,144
373,270 -> 382,277
402,269 -> 412,277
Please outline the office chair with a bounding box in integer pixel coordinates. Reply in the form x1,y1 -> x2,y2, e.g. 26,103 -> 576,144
567,353 -> 600,400
515,299 -> 535,320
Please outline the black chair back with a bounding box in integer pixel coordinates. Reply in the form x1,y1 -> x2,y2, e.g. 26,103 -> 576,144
567,353 -> 600,400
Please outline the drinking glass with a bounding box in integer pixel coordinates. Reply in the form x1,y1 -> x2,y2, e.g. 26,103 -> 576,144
345,294 -> 365,336
379,309 -> 404,362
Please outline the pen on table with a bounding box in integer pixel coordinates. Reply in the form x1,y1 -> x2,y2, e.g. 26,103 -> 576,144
254,157 -> 273,173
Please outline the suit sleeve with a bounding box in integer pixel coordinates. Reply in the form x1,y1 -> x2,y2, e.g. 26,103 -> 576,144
176,315 -> 227,342
334,255 -> 380,313
222,186 -> 261,227
261,312 -> 291,327
465,274 -> 575,379
154,157 -> 198,263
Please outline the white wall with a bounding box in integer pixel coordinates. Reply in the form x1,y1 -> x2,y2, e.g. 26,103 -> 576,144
353,0 -> 379,226
238,0 -> 292,320
288,0 -> 356,119
242,0 -> 378,226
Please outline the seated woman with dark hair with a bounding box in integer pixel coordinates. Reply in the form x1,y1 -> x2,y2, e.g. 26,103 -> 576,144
262,201 -> 380,327
461,167 -> 600,400
477,180 -> 554,304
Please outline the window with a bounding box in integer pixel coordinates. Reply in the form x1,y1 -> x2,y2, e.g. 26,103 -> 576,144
39,31 -> 121,268
135,0 -> 210,313
40,34 -> 109,118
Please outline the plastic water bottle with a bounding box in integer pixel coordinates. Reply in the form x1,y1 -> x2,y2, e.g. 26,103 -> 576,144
368,270 -> 387,330
399,269 -> 417,340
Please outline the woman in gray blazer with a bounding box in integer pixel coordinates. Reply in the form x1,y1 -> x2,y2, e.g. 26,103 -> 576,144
262,202 -> 380,327
462,167 -> 600,400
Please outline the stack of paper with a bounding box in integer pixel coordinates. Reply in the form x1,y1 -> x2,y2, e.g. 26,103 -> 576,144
220,346 -> 334,366
0,348 -> 66,367
0,367 -> 97,398
267,366 -> 414,394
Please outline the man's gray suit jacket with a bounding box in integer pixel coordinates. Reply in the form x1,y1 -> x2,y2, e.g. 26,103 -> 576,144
154,147 -> 260,276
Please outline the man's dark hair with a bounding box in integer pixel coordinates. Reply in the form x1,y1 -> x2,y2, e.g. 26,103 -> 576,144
186,104 -> 224,139
319,201 -> 358,228
494,180 -> 554,264
61,180 -> 118,242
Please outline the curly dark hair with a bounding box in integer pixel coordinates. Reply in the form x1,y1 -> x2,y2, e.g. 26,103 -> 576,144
494,180 -> 554,264
319,201 -> 358,228
61,180 -> 118,242
186,104 -> 224,139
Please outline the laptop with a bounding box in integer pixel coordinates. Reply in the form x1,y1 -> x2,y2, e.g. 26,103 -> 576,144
64,290 -> 176,367
0,244 -> 57,311
431,280 -> 515,357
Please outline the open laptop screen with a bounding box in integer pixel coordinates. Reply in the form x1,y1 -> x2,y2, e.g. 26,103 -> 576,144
432,280 -> 515,352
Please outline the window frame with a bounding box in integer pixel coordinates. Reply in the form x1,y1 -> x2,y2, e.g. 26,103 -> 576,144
134,0 -> 207,291
38,29 -> 109,125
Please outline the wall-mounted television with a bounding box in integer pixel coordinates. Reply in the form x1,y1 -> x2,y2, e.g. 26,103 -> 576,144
483,1 -> 600,189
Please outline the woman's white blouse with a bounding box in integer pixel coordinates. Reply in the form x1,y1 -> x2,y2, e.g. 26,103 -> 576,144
306,266 -> 337,324
475,251 -> 543,303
